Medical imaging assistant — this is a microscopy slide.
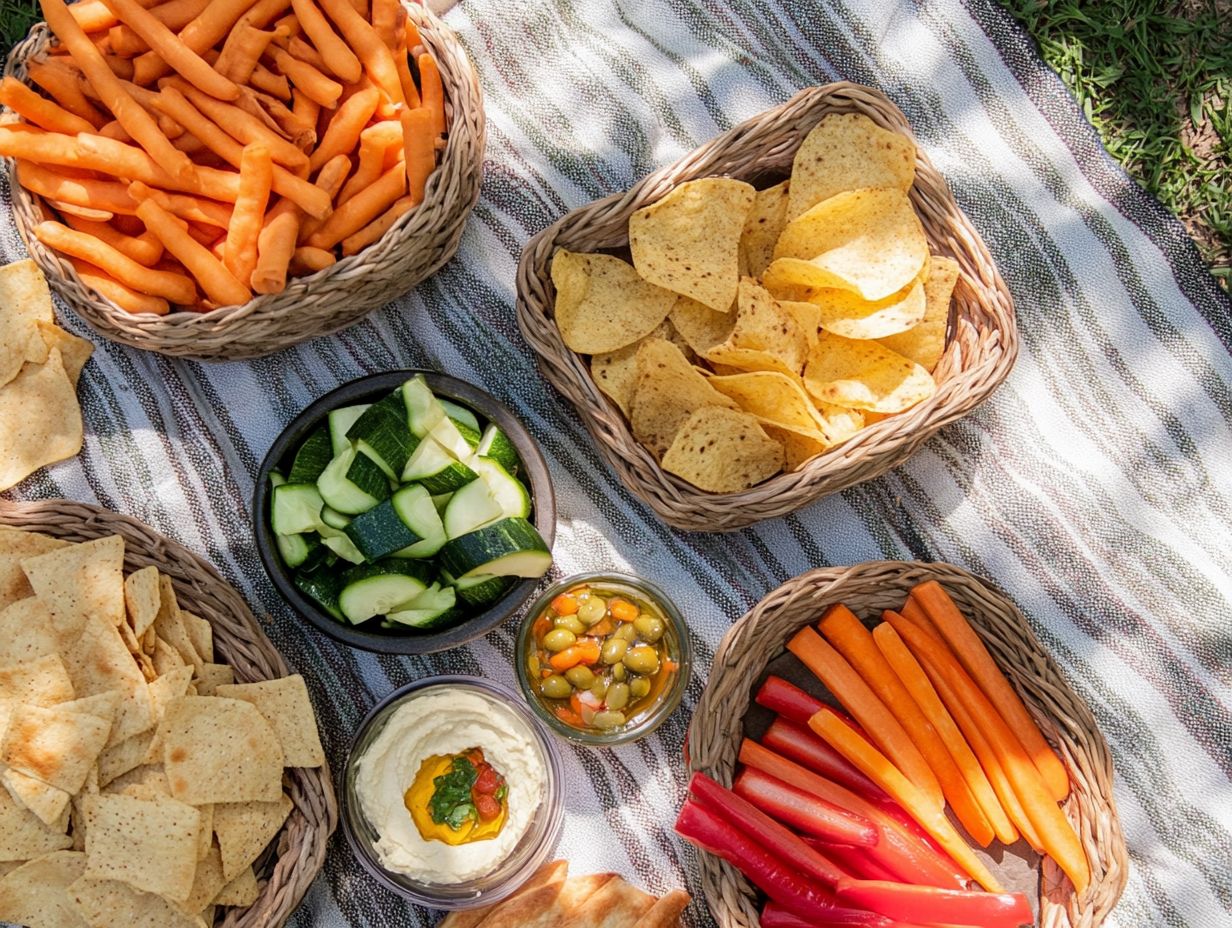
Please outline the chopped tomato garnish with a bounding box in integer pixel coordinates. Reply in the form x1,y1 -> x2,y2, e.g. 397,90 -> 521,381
474,764 -> 502,795
474,792 -> 501,822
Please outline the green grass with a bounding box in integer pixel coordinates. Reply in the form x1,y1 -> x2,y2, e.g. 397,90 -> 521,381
1003,0 -> 1231,289
0,0 -> 38,54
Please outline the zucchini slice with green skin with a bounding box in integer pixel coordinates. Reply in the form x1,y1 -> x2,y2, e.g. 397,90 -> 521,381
348,393 -> 418,479
288,426 -> 333,484
402,437 -> 477,492
338,559 -> 434,623
318,446 -> 391,514
271,483 -> 325,535
276,530 -> 320,569
442,477 -> 503,539
328,404 -> 370,456
428,417 -> 476,459
390,485 -> 447,559
476,424 -> 521,475
438,398 -> 480,433
473,457 -> 531,520
319,524 -> 365,564
430,492 -> 453,515
451,572 -> 514,607
385,582 -> 458,628
344,498 -> 420,562
437,517 -> 552,580
295,568 -> 344,620
321,506 -> 351,530
402,376 -> 445,438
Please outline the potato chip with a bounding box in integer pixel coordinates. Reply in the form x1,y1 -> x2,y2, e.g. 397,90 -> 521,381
810,274 -> 927,340
213,796 -> 292,881
21,535 -> 125,640
82,792 -> 201,901
215,675 -> 325,768
0,529 -> 68,610
878,256 -> 960,372
0,259 -> 54,388
740,181 -> 789,277
0,349 -> 83,493
36,320 -> 93,388
661,406 -> 784,493
1,703 -> 112,795
551,250 -> 677,353
668,296 -> 735,355
161,697 -> 284,805
628,339 -> 737,458
629,177 -> 755,312
772,188 -> 929,301
722,278 -> 808,372
804,332 -> 937,413
704,371 -> 825,436
590,321 -> 687,416
786,114 -> 916,220
69,876 -> 207,928
2,767 -> 72,826
0,788 -> 73,861
124,567 -> 161,641
0,850 -> 86,928
702,345 -> 805,378
0,653 -> 74,706
213,864 -> 259,907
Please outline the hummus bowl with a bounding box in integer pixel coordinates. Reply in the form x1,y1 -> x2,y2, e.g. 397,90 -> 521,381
341,676 -> 564,908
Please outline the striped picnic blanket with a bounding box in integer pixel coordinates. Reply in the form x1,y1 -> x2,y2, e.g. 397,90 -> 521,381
4,0 -> 1231,925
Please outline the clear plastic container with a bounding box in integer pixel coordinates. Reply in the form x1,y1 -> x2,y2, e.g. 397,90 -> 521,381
340,676 -> 564,909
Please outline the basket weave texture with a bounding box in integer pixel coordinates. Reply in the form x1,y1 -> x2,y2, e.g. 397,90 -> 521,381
516,83 -> 1017,532
3,2 -> 485,361
0,497 -> 338,928
687,561 -> 1128,928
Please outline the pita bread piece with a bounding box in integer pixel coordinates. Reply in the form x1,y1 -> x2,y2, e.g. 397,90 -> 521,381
214,675 -> 324,768
162,696 -> 284,805
1,702 -> 112,794
0,528 -> 68,610
633,888 -> 692,928
478,879 -> 567,928
2,766 -> 72,826
569,875 -> 656,928
21,535 -> 125,639
0,597 -> 59,667
552,250 -> 678,354
0,259 -> 54,388
0,785 -> 73,861
212,795 -> 292,881
82,792 -> 201,902
68,876 -> 207,928
628,338 -> 737,458
0,850 -> 87,928
786,112 -> 916,219
0,349 -> 83,493
0,653 -> 75,706
439,859 -> 568,928
141,665 -> 195,764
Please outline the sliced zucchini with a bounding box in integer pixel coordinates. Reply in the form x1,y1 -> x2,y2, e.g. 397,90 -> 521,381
318,446 -> 391,514
348,393 -> 418,479
390,485 -> 447,559
320,530 -> 365,565
428,416 -> 476,459
437,517 -> 552,580
321,506 -> 351,530
402,436 -> 477,492
271,483 -> 325,535
328,404 -> 370,457
338,559 -> 433,623
295,568 -> 344,620
287,426 -> 333,484
430,492 -> 453,515
402,376 -> 445,438
452,573 -> 514,608
443,477 -> 503,539
269,471 -> 286,488
344,498 -> 420,562
438,398 -> 480,433
385,582 -> 458,628
276,530 -> 320,569
476,424 -> 521,475
473,457 -> 531,519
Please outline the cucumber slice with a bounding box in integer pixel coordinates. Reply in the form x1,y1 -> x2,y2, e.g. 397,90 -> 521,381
390,485 -> 447,559
437,517 -> 552,580
288,426 -> 333,484
276,530 -> 319,569
452,573 -> 513,607
402,376 -> 445,438
344,498 -> 420,562
443,477 -> 503,539
348,393 -> 418,479
385,582 -> 458,628
438,398 -> 480,433
329,404 -> 370,456
402,437 -> 477,492
428,417 -> 476,459
476,424 -> 521,475
271,483 -> 325,535
430,492 -> 453,514
338,559 -> 433,623
321,506 -> 351,530
473,457 -> 531,519
269,471 -> 286,488
295,568 -> 344,620
320,529 -> 365,565
317,446 -> 390,514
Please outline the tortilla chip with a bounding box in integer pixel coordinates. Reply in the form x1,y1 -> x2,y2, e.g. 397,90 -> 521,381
668,296 -> 735,356
1,703 -> 112,795
0,349 -> 83,493
704,371 -> 825,436
193,663 -> 234,696
571,875 -> 656,928
35,321 -> 92,388
154,576 -> 203,673
82,793 -> 201,901
552,250 -> 677,354
721,278 -> 807,372
590,320 -> 688,416
179,611 -> 213,664
212,864 -> 259,907
152,637 -> 187,677
0,597 -> 59,667
0,850 -> 87,928
69,876 -> 207,928
629,177 -> 755,312
772,188 -> 929,301
21,536 -> 125,640
215,675 -> 324,768
161,697 -> 284,805
633,888 -> 692,928
0,785 -> 73,861
809,273 -> 927,340
763,425 -> 828,470
96,731 -> 156,787
701,345 -> 801,378
2,766 -> 72,826
787,114 -> 916,220
123,567 -> 161,641
778,300 -> 821,349
740,181 -> 790,278
61,616 -> 152,747
141,665 -> 195,765
878,255 -> 959,372
804,333 -> 937,413
628,339 -> 737,458
0,259 -> 54,388
180,843 -> 226,914
0,654 -> 75,706
212,796 -> 292,881
100,763 -> 167,798
0,529 -> 69,610
661,406 -> 784,493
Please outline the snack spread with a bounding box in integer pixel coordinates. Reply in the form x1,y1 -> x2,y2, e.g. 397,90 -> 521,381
552,113 -> 960,493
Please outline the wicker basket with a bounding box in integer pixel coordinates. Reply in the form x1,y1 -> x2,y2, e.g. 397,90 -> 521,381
516,83 -> 1017,532
0,497 -> 338,928
2,2 -> 485,361
687,561 -> 1127,928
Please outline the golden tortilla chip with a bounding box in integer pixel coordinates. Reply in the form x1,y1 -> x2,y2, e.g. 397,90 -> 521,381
778,300 -> 821,349
661,406 -> 784,493
180,844 -> 226,914
193,663 -> 234,696
701,346 -> 802,378
0,259 -> 54,388
61,616 -> 152,747
552,250 -> 677,354
1,703 -> 112,795
213,864 -> 259,907
21,535 -> 125,640
2,767 -> 72,826
878,255 -> 959,372
810,274 -> 927,340
0,529 -> 69,610
100,763 -> 167,798
154,576 -> 203,673
0,349 -> 83,493
628,339 -> 737,458
629,177 -> 755,312
123,567 -> 161,641
0,788 -> 73,861
772,188 -> 929,301
0,597 -> 59,668
786,113 -> 916,220
161,697 -> 284,805
179,611 -> 213,664
35,321 -> 92,388
590,320 -> 688,416
740,181 -> 789,277
96,731 -> 156,788
763,425 -> 828,470
69,876 -> 207,928
721,278 -> 808,372
705,371 -> 825,436
804,333 -> 937,413
213,796 -> 292,881
141,665 -> 195,765
152,637 -> 187,677
0,850 -> 86,928
82,793 -> 201,901
215,675 -> 324,769
668,296 -> 736,355
0,653 -> 74,706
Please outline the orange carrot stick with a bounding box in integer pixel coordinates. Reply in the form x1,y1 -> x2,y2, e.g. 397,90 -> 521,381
136,197 -> 250,306
308,85 -> 378,171
166,78 -> 309,169
909,581 -> 1070,802
340,193 -> 412,256
810,707 -> 1003,893
399,105 -> 435,206
247,59 -> 291,98
369,0 -> 396,48
393,26 -> 419,110
222,143 -> 272,285
818,605 -> 994,847
214,23 -> 279,82
289,0 -> 360,82
62,213 -> 163,265
108,0 -> 211,53
290,245 -> 334,272
131,0 -> 268,84
416,51 -> 444,136
0,77 -> 96,135
304,161 -> 403,249
128,182 -> 233,228
67,256 -> 170,314
25,59 -> 108,126
787,626 -> 943,808
34,219 -> 196,302
336,119 -> 400,205
316,0 -> 402,102
899,595 -> 938,635
266,45 -> 342,108
15,161 -> 137,215
251,198 -> 298,293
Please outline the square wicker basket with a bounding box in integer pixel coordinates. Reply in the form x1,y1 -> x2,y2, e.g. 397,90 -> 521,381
2,2 -> 484,361
516,83 -> 1018,532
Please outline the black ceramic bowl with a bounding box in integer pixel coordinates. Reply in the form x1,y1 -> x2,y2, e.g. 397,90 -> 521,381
253,371 -> 556,654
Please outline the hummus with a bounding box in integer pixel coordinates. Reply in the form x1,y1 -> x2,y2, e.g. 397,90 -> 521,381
355,688 -> 547,883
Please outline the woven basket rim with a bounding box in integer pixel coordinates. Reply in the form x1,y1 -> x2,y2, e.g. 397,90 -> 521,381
515,82 -> 1018,532
686,559 -> 1128,928
0,497 -> 338,928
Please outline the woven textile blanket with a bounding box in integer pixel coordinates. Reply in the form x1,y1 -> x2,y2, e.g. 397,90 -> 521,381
3,0 -> 1230,925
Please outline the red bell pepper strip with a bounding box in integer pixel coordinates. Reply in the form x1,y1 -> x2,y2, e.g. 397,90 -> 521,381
757,675 -> 867,734
835,877 -> 1033,927
762,716 -> 886,801
803,836 -> 900,883
733,767 -> 878,847
688,772 -> 845,887
760,902 -> 897,928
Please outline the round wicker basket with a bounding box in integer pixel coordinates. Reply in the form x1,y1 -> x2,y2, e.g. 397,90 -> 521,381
516,83 -> 1017,532
0,497 -> 338,928
2,2 -> 485,361
686,561 -> 1127,928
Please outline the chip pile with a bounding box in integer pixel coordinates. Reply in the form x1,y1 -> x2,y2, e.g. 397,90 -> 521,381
551,114 -> 961,494
0,259 -> 93,493
0,527 -> 325,928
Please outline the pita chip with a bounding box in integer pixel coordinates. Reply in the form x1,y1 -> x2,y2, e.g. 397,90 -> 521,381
21,536 -> 125,639
570,876 -> 656,928
69,876 -> 207,928
0,654 -> 75,706
154,576 -> 202,672
215,675 -> 324,768
0,785 -> 74,860
180,611 -> 213,664
0,528 -> 68,610
0,349 -> 83,492
0,259 -> 54,388
162,697 -> 284,805
193,663 -> 234,696
632,889 -> 692,928
212,863 -> 259,907
0,597 -> 59,667
82,792 -> 201,901
1,702 -> 112,794
2,766 -> 72,826
179,843 -> 227,914
61,616 -> 152,746
123,567 -> 161,641
213,795 -> 292,881
0,850 -> 87,928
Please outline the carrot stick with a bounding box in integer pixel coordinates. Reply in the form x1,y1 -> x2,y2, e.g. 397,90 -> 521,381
289,0 -> 359,82
222,144 -> 272,285
316,0 -> 401,102
787,626 -> 943,807
67,0 -> 127,32
252,199 -> 298,293
290,245 -> 334,272
810,708 -> 1003,893
15,161 -> 136,215
136,197 -> 250,306
0,77 -> 96,135
247,60 -> 291,98
336,119 -> 399,205
214,23 -> 279,82
34,219 -> 196,302
234,0 -> 292,31
266,46 -> 342,107
282,34 -> 327,71
900,595 -> 939,636
76,131 -> 241,201
309,85 -> 377,171
26,59 -> 108,126
873,621 -> 1016,846
303,161 -> 403,249
48,200 -> 113,222
393,23 -> 420,110
131,0 -> 265,84
67,256 -> 170,314
290,87 -> 319,134
108,0 -> 211,53
884,610 -> 1089,893
396,105 -> 434,208
62,213 -> 163,265
340,193 -> 412,255
909,580 -> 1070,802
370,0 -> 397,47
166,78 -> 309,169
818,605 -> 994,847
127,182 -> 232,228
416,52 -> 445,136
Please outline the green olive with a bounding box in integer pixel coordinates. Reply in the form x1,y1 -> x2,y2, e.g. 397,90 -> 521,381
592,710 -> 626,730
578,596 -> 608,626
543,628 -> 577,652
610,662 -> 626,682
553,614 -> 585,635
633,616 -> 665,643
600,638 -> 629,665
589,678 -> 609,699
540,674 -> 572,700
605,682 -> 631,711
565,665 -> 595,689
615,623 -> 638,642
630,676 -> 652,699
623,645 -> 661,676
